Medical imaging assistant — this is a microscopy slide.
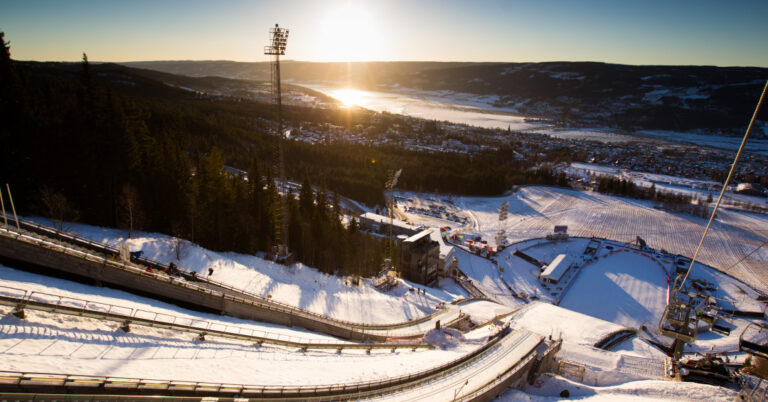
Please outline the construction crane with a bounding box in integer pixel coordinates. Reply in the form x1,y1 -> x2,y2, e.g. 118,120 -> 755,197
264,24 -> 290,263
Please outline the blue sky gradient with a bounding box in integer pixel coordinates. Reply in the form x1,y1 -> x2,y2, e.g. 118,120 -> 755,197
1,0 -> 766,66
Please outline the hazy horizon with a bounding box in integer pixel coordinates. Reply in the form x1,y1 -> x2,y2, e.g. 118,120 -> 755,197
17,59 -> 768,70
2,0 -> 768,68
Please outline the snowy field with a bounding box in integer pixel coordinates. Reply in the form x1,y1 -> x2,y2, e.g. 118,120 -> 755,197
2,183 -> 766,399
559,251 -> 668,328
454,248 -> 526,309
423,186 -> 768,293
568,162 -> 768,207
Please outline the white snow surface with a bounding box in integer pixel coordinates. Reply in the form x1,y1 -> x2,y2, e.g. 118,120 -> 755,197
568,162 -> 768,207
0,264 -> 491,386
0,305 -> 475,386
559,251 -> 669,328
28,218 -> 457,325
500,373 -> 737,401
3,182 -> 766,399
443,186 -> 768,293
300,84 -> 545,131
509,302 -> 623,347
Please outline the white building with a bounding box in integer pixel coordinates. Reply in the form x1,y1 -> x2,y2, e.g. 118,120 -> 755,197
540,254 -> 571,284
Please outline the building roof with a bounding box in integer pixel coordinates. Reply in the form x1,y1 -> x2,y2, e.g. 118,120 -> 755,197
429,229 -> 455,259
360,212 -> 418,231
405,229 -> 433,243
541,254 -> 571,282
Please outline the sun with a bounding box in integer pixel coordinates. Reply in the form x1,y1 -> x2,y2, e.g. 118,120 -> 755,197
320,3 -> 380,62
331,88 -> 366,106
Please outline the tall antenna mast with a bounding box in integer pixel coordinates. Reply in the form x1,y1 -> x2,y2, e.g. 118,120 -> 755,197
264,23 -> 290,261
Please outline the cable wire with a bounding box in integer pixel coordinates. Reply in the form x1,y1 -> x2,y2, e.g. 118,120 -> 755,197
727,238 -> 768,272
678,80 -> 768,291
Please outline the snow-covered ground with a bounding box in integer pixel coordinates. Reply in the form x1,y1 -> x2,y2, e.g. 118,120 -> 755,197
397,187 -> 766,393
637,130 -> 768,156
500,373 -> 738,401
28,218 -> 461,326
405,186 -> 768,293
559,251 -> 668,328
568,162 -> 768,207
455,248 -> 525,308
509,302 -> 624,347
2,182 -> 766,399
532,128 -> 653,144
0,263 -> 507,386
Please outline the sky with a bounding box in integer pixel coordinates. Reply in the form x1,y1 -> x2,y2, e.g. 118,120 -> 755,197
1,0 -> 767,67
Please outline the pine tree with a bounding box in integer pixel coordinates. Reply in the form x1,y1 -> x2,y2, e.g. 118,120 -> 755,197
0,30 -> 11,83
80,52 -> 91,89
247,155 -> 266,252
194,148 -> 229,249
299,171 -> 314,216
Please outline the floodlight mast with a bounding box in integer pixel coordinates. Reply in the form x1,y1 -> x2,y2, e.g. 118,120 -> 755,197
264,24 -> 290,261
386,169 -> 402,269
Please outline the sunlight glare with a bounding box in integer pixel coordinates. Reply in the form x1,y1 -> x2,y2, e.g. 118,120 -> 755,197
321,3 -> 380,62
331,88 -> 366,106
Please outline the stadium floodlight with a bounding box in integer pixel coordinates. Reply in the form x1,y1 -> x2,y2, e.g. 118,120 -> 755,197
264,24 -> 291,262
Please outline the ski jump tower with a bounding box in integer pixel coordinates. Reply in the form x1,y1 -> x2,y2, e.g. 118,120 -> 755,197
264,24 -> 290,262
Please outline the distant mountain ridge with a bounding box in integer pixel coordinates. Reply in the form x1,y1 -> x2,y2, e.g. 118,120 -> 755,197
122,60 -> 768,136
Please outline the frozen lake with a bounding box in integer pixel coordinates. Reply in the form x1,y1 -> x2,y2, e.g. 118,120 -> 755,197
298,84 -> 545,131
300,83 -> 767,153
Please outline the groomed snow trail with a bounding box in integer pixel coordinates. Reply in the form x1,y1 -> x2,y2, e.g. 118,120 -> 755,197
462,186 -> 768,293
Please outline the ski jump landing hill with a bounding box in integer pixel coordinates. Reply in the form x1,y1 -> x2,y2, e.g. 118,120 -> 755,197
0,327 -> 558,400
0,220 -> 468,343
0,221 -> 563,400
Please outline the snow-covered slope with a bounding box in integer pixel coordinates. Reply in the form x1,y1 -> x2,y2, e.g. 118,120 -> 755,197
28,218 -> 463,325
0,265 -> 479,385
447,186 -> 767,292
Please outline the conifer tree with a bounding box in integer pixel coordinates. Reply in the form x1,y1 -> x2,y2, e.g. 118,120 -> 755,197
0,31 -> 11,82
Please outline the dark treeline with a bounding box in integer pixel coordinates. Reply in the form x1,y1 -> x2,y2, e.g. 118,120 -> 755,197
596,176 -> 709,218
0,32 -> 562,275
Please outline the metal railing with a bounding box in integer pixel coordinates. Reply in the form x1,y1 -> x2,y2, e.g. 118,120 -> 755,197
0,218 -> 453,333
0,285 -> 431,351
0,328 -> 541,399
0,225 -> 463,340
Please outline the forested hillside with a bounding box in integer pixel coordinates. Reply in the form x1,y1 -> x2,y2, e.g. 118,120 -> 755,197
128,60 -> 768,135
0,33 -> 564,275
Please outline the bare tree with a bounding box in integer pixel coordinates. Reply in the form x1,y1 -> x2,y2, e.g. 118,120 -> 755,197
118,183 -> 142,238
172,237 -> 190,263
39,186 -> 79,232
